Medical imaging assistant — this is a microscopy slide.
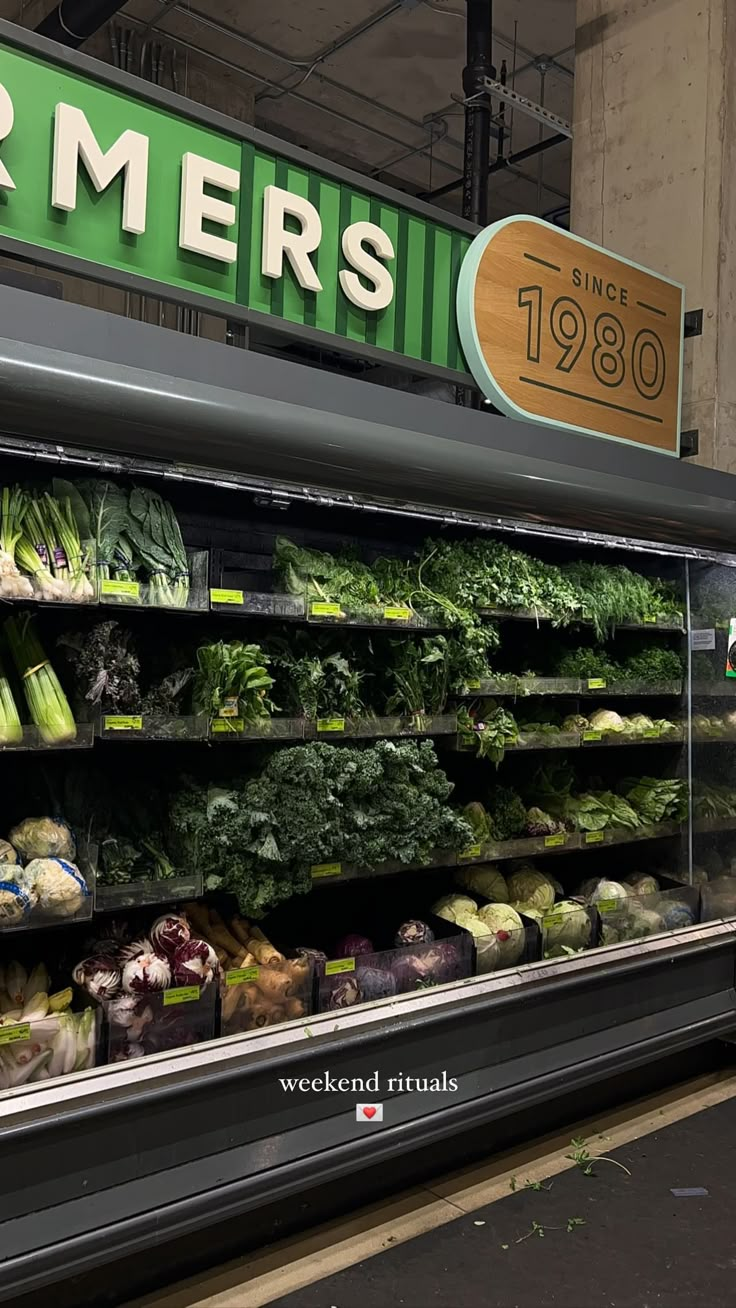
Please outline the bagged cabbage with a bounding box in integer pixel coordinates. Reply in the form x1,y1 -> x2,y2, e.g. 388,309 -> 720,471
9,817 -> 76,863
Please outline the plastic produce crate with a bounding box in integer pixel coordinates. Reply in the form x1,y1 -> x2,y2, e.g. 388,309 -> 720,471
316,916 -> 473,1013
596,883 -> 700,945
220,955 -> 314,1037
0,849 -> 95,933
102,982 -> 217,1063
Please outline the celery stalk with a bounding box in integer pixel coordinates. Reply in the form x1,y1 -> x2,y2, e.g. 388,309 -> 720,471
5,615 -> 77,745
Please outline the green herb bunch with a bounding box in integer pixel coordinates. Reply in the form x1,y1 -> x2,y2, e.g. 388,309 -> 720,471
193,640 -> 275,722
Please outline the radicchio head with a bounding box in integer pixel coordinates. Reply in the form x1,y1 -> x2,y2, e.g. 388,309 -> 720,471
150,913 -> 191,959
172,938 -> 219,987
122,953 -> 172,994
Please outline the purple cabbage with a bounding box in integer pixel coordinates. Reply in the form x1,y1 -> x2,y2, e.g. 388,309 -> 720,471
355,965 -> 397,1001
394,920 -> 435,948
333,933 -> 374,959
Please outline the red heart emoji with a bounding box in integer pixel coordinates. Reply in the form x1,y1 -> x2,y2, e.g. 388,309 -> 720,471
362,1106 -> 377,1119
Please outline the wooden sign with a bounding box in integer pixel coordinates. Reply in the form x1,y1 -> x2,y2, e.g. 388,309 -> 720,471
457,216 -> 684,455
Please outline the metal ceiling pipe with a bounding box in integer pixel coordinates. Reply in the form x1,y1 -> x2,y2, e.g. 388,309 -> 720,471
420,130 -> 567,201
143,1 -> 466,158
462,0 -> 494,225
36,0 -> 129,47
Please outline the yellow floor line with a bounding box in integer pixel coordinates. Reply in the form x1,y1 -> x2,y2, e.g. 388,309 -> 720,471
128,1068 -> 736,1308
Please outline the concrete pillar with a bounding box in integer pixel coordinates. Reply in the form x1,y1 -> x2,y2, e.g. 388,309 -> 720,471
571,0 -> 735,471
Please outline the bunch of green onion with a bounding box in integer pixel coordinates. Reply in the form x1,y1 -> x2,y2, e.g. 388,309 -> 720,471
5,615 -> 77,744
17,493 -> 93,603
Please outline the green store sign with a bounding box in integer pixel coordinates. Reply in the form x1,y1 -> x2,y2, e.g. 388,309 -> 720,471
0,28 -> 473,380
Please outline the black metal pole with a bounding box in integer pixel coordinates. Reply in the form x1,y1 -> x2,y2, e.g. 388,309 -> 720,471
457,1 -> 494,407
462,0 -> 495,226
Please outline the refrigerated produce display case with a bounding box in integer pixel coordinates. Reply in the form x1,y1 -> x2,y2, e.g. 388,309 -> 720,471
2,285 -> 736,1307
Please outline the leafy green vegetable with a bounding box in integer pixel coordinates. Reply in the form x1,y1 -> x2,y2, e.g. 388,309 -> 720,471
458,700 -> 519,764
169,740 -> 472,916
486,787 -> 528,841
193,641 -> 274,723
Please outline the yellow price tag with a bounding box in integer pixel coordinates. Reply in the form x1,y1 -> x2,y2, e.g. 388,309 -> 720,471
311,862 -> 342,879
0,1022 -> 30,1045
104,715 -> 143,731
210,588 -> 244,605
163,986 -> 200,1006
585,830 -> 605,844
211,719 -> 244,734
226,967 -> 260,985
101,579 -> 140,600
583,730 -> 602,742
587,678 -> 606,690
310,602 -> 342,617
544,833 -> 566,848
465,679 -> 482,691
643,728 -> 660,738
383,606 -> 412,621
317,718 -> 345,733
597,898 -> 618,912
325,958 -> 355,976
543,914 -> 564,929
459,844 -> 482,861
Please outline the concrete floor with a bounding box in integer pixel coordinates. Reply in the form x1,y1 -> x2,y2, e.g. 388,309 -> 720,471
127,1069 -> 736,1308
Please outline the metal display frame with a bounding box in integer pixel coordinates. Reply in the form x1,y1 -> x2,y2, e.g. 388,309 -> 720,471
0,228 -> 735,1304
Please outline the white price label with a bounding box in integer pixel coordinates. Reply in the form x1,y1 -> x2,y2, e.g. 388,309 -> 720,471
691,629 -> 716,651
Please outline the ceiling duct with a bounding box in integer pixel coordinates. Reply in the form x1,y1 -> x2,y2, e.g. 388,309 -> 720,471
36,0 -> 129,48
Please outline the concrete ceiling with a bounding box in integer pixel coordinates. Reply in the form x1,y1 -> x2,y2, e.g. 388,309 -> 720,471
6,0 -> 575,222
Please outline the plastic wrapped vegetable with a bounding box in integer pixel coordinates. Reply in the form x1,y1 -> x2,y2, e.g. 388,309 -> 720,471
432,893 -> 477,923
150,913 -> 191,959
20,857 -> 89,917
659,900 -> 695,929
454,864 -> 509,902
0,840 -> 17,865
476,903 -> 526,965
9,816 -> 76,862
122,953 -> 172,994
394,920 -> 435,947
0,879 -> 34,925
507,866 -> 556,912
